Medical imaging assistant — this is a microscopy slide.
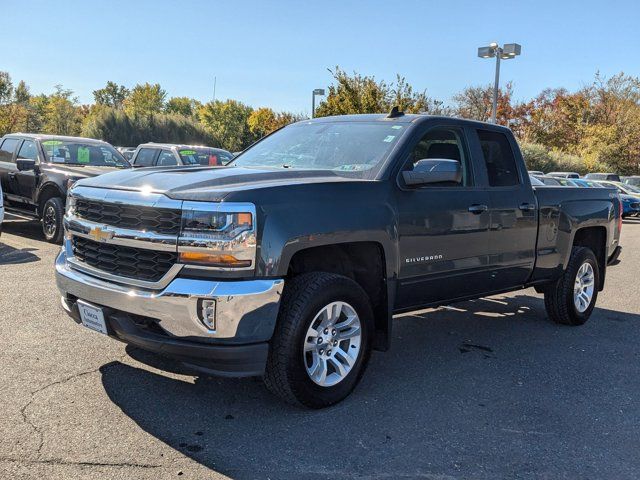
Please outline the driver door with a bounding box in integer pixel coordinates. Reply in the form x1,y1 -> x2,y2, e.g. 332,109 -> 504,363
15,139 -> 40,201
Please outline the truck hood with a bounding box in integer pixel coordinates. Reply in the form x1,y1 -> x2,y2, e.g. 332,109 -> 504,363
73,166 -> 368,202
46,164 -> 127,180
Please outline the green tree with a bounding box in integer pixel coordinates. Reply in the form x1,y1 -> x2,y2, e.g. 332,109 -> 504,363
124,82 -> 166,117
43,85 -> 81,135
0,72 -> 13,104
93,81 -> 129,109
198,99 -> 253,151
165,96 -> 201,117
315,67 -> 445,117
247,107 -> 303,139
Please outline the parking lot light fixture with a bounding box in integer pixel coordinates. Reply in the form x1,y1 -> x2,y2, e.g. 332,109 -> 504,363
312,88 -> 325,118
477,42 -> 521,123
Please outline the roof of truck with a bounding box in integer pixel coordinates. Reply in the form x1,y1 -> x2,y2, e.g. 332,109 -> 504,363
305,113 -> 511,130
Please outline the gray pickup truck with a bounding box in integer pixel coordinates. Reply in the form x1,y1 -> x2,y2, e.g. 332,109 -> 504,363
56,113 -> 622,408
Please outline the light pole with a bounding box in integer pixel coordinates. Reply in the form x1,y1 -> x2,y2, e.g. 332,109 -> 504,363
477,42 -> 521,123
311,88 -> 325,118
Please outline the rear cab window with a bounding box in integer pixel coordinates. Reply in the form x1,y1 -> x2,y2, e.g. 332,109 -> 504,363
477,129 -> 520,187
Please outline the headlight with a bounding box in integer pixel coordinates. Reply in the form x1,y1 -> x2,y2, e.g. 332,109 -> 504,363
178,202 -> 256,269
65,190 -> 76,216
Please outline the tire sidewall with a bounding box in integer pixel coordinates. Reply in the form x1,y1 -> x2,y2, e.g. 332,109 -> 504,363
42,197 -> 64,243
565,249 -> 599,323
286,277 -> 373,407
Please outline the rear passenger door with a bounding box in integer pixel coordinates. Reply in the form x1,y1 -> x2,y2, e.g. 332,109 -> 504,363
472,128 -> 538,290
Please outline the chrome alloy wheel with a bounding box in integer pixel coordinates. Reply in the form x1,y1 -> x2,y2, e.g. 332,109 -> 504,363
303,301 -> 361,387
574,262 -> 595,313
43,205 -> 57,237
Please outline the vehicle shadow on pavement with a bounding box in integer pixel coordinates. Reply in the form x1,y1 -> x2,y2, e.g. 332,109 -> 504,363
1,216 -> 45,242
0,242 -> 40,265
100,293 -> 640,479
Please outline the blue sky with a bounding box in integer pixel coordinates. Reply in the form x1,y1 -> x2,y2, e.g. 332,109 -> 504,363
4,0 -> 639,115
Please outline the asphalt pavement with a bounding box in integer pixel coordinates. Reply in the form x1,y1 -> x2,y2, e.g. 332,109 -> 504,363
1,214 -> 639,479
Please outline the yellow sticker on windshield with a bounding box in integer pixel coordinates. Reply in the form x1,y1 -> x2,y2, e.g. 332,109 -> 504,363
179,150 -> 197,155
77,147 -> 90,163
42,140 -> 63,146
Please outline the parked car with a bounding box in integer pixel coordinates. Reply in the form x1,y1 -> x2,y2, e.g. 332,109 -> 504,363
57,113 -> 621,408
572,178 -> 605,188
622,176 -> 640,187
0,183 -> 4,237
548,171 -> 580,179
116,147 -> 136,161
528,170 -> 544,176
585,172 -> 621,182
129,143 -> 234,168
0,134 -> 130,242
593,180 -> 640,217
556,178 -> 579,187
529,175 -> 545,185
532,175 -> 562,185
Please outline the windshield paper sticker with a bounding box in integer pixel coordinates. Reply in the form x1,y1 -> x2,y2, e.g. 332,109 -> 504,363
51,156 -> 65,164
77,147 -> 90,163
383,135 -> 396,142
42,140 -> 63,146
179,150 -> 197,156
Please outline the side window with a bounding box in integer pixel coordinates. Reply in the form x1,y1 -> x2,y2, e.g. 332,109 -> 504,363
405,128 -> 471,186
0,138 -> 20,162
156,150 -> 177,166
477,130 -> 520,187
17,140 -> 38,160
134,148 -> 157,167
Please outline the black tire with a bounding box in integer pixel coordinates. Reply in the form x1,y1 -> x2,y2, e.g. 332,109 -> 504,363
41,197 -> 64,244
544,246 -> 599,326
264,272 -> 373,408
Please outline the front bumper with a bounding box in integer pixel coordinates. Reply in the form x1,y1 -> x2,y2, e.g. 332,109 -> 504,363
56,248 -> 284,376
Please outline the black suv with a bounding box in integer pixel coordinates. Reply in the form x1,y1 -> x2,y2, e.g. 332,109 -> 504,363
130,143 -> 234,168
0,133 -> 130,242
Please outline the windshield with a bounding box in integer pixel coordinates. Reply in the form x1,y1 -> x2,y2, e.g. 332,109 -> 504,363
231,121 -> 407,178
42,140 -> 129,168
178,147 -> 233,166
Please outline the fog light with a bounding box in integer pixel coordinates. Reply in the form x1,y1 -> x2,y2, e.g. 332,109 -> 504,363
199,299 -> 216,330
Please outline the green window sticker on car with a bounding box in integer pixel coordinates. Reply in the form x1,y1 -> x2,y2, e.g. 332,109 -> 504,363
77,146 -> 90,163
383,135 -> 396,142
42,140 -> 63,146
179,150 -> 197,156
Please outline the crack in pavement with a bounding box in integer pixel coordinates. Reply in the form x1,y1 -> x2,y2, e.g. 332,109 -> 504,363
0,456 -> 161,469
18,355 -> 129,459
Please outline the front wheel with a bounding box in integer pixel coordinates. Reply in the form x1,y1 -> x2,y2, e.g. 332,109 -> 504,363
264,272 -> 373,408
544,246 -> 599,326
42,197 -> 64,243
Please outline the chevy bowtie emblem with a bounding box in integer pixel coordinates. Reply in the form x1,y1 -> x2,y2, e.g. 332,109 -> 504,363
88,226 -> 115,242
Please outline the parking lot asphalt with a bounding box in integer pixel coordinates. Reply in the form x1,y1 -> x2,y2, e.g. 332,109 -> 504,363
1,214 -> 639,480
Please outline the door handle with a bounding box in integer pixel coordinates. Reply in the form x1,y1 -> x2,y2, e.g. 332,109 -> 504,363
8,172 -> 16,178
519,203 -> 536,211
468,204 -> 488,214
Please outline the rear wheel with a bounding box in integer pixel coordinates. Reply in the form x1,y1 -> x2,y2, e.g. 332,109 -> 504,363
264,272 -> 373,408
42,197 -> 64,244
544,246 -> 599,326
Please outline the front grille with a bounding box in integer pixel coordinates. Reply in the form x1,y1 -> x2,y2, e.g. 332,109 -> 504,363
75,199 -> 182,234
72,236 -> 177,282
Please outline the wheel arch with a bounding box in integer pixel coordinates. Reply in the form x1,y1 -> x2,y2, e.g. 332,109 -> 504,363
36,183 -> 65,217
286,241 -> 393,351
571,226 -> 607,290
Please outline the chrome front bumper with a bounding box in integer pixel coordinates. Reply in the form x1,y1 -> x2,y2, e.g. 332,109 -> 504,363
55,248 -> 284,344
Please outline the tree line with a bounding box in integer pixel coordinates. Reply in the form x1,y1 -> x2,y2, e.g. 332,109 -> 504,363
0,67 -> 638,174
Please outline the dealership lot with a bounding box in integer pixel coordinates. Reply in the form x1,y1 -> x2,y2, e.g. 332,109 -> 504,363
1,216 -> 639,480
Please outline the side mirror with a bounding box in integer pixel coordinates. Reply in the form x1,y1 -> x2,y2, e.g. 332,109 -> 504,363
16,158 -> 36,172
403,158 -> 462,186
